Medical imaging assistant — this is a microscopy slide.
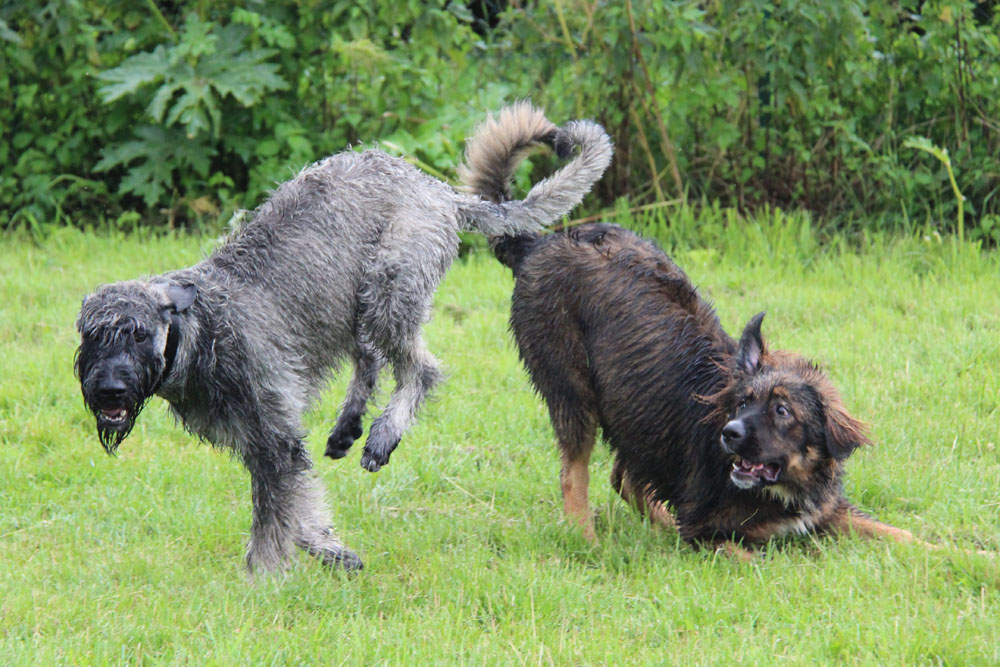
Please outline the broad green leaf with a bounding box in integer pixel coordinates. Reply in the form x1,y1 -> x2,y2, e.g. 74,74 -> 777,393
94,139 -> 151,173
96,47 -> 171,103
148,82 -> 185,123
0,18 -> 24,45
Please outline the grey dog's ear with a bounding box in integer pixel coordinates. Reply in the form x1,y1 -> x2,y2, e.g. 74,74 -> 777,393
162,283 -> 198,313
75,296 -> 89,333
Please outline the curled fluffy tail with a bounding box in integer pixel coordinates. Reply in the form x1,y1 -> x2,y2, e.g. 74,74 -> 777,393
457,102 -> 613,262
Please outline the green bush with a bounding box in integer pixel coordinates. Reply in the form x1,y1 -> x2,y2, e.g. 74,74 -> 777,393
2,1 -> 495,229
495,0 -> 1000,238
3,0 -> 998,237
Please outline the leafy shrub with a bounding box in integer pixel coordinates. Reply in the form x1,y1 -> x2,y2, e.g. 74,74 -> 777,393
93,14 -> 288,209
2,0 -> 998,238
2,1 -> 120,230
495,0 -> 1000,236
2,1 -> 496,229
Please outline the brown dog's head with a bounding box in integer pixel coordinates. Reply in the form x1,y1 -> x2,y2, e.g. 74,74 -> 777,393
713,313 -> 871,498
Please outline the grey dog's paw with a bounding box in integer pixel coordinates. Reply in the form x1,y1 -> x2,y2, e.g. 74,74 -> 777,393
324,546 -> 364,572
325,414 -> 364,459
359,438 -> 399,472
299,531 -> 364,572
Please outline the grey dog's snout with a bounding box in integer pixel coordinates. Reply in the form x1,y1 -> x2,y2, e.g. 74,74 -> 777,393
88,357 -> 134,404
96,375 -> 127,402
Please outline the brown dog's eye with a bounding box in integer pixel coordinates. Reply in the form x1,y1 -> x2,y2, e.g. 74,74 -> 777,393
775,404 -> 790,417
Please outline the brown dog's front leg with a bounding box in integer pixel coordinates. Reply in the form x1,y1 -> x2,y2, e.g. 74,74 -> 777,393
711,540 -> 756,562
826,503 -> 917,542
610,461 -> 757,561
829,503 -> 995,557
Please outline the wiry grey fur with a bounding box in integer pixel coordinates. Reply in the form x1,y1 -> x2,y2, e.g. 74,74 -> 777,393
74,103 -> 613,574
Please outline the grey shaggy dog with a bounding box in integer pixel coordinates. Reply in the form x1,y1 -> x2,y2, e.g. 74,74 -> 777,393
74,103 -> 613,574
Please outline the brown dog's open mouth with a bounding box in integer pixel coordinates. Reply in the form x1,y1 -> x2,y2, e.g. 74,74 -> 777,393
730,457 -> 781,487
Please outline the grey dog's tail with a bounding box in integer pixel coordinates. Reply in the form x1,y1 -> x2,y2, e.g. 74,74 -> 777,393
456,102 -> 612,268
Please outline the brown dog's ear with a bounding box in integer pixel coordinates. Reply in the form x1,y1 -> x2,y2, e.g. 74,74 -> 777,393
824,404 -> 871,461
736,312 -> 766,374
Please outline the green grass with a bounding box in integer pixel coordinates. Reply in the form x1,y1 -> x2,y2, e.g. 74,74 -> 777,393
2,213 -> 998,664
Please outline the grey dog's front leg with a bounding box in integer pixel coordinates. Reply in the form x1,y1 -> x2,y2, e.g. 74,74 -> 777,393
246,455 -> 299,573
245,439 -> 361,573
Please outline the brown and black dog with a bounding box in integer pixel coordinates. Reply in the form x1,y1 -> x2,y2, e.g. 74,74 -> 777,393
491,223 -> 916,558
456,109 -> 917,558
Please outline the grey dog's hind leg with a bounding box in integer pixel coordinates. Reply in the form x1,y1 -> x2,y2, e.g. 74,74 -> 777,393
325,343 -> 384,459
351,228 -> 448,472
360,334 -> 442,472
246,436 -> 362,573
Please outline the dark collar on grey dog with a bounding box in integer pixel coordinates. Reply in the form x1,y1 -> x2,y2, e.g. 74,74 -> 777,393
152,314 -> 182,394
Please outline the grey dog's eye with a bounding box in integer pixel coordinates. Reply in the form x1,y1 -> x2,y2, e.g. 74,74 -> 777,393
133,329 -> 148,343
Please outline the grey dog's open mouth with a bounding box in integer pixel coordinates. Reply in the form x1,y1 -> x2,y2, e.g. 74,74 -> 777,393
99,407 -> 129,424
730,457 -> 781,487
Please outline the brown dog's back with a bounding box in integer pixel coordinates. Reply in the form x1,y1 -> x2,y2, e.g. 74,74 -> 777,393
509,223 -> 730,457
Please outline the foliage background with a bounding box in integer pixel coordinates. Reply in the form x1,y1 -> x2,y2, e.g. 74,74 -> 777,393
2,0 -> 998,239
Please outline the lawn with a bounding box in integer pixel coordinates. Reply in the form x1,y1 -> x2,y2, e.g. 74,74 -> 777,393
1,212 -> 998,664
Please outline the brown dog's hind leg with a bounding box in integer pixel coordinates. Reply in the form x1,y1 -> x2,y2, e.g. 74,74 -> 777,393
610,457 -> 677,531
560,446 -> 596,541
536,354 -> 599,541
514,307 -> 600,541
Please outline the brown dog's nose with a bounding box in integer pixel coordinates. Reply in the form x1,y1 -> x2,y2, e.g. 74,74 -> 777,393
721,420 -> 746,450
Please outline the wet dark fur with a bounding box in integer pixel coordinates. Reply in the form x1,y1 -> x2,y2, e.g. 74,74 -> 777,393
74,291 -> 183,455
496,223 -> 911,552
75,327 -> 156,454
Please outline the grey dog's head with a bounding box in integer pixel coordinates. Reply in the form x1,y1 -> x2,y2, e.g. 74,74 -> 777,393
74,280 -> 197,454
